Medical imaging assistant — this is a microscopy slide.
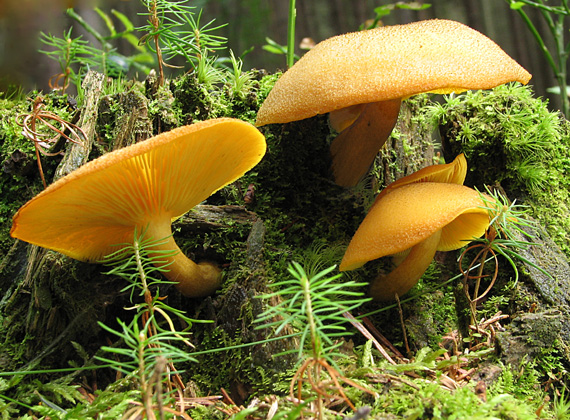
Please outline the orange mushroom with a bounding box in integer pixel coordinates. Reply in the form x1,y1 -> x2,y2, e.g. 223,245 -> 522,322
375,153 -> 467,202
10,118 -> 267,297
339,182 -> 490,300
339,154 -> 488,300
256,19 -> 531,187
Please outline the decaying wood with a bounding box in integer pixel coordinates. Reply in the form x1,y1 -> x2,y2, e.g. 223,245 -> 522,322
174,205 -> 258,233
98,88 -> 154,150
377,97 -> 436,187
54,70 -> 105,179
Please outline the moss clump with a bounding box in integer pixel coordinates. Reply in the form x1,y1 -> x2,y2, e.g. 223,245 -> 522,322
97,85 -> 154,148
170,70 -> 274,125
384,379 -> 539,419
430,83 -> 570,257
0,93 -> 76,266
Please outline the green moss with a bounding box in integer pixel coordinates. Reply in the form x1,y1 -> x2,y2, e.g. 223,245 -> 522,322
0,93 -> 75,265
170,69 -> 269,124
188,326 -> 293,399
383,380 -> 538,419
488,360 -> 550,415
403,263 -> 459,349
431,83 -> 570,257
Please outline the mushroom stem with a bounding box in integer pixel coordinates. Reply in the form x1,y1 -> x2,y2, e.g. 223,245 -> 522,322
330,98 -> 401,187
369,229 -> 441,301
146,219 -> 222,298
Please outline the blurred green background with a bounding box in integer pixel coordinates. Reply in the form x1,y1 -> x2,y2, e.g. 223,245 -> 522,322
0,0 -> 559,109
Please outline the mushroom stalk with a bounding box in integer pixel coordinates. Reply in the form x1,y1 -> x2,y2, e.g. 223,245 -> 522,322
330,99 -> 401,187
10,119 -> 266,299
369,229 -> 441,301
146,218 -> 221,298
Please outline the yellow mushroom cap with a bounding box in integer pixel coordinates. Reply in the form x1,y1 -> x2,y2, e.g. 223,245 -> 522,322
10,118 -> 267,262
376,153 -> 467,202
256,19 -> 531,126
339,182 -> 490,272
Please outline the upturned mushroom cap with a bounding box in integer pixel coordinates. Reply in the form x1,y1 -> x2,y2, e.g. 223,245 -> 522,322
375,153 -> 467,201
339,182 -> 490,272
11,118 -> 266,297
256,19 -> 531,126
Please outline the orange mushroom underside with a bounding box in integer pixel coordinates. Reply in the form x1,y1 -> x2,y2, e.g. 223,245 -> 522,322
11,118 -> 267,297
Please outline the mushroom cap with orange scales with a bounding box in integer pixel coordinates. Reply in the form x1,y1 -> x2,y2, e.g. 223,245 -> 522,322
339,182 -> 490,272
256,19 -> 531,126
10,118 -> 266,264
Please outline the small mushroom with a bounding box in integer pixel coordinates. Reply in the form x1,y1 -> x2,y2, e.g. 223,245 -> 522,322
376,153 -> 467,201
339,182 -> 490,301
10,118 -> 266,297
256,19 -> 531,187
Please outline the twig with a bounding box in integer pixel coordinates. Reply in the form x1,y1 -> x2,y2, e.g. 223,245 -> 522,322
343,311 -> 397,365
360,314 -> 405,359
395,293 -> 411,357
16,96 -> 86,188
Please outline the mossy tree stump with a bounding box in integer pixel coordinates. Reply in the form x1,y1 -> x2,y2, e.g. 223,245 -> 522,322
1,74 -> 568,402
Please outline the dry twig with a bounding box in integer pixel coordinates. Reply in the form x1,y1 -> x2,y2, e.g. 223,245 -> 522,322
16,96 -> 86,188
